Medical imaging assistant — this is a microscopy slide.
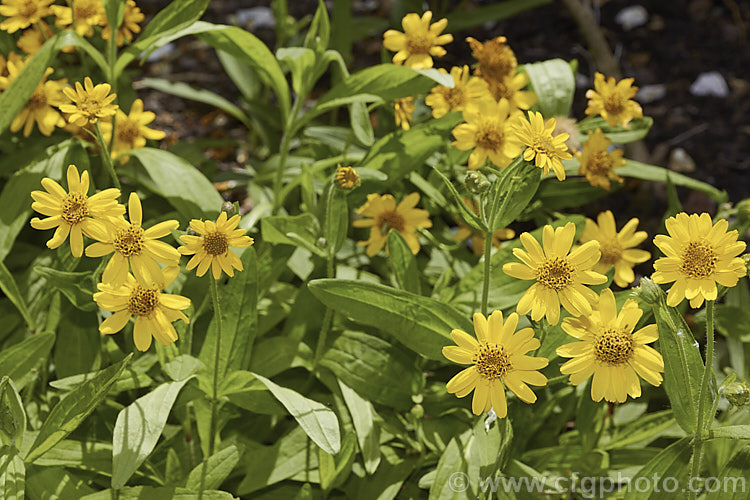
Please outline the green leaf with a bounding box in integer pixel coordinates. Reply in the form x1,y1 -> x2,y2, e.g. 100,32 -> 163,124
652,297 -> 712,434
25,354 -> 133,464
487,160 -> 542,230
321,330 -> 418,410
617,159 -> 727,202
50,368 -> 153,394
261,214 -> 325,256
129,148 -> 224,218
623,438 -> 691,500
323,184 -> 349,257
0,447 -> 24,500
199,247 -> 258,384
0,261 -> 34,330
446,0 -> 552,31
309,279 -> 471,360
218,371 -> 284,415
114,0 -> 211,75
0,378 -> 25,450
338,381 -> 380,475
112,378 -> 193,488
140,78 -> 253,129
35,267 -> 97,313
102,0 -> 126,32
21,437 -> 112,474
604,410 -> 676,449
276,47 -> 317,96
350,101 -> 374,146
82,487 -> 234,500
56,27 -> 110,73
429,435 -> 471,499
522,58 -> 575,117
708,425 -> 750,440
579,116 -> 654,144
705,445 -> 750,500
0,332 -> 55,392
304,0 -> 331,53
433,168 -> 486,232
535,177 -> 611,211
26,466 -> 96,499
319,432 -> 356,492
0,136 -> 72,262
252,373 -> 341,455
387,230 -> 421,294
164,355 -> 205,381
185,445 -> 240,490
195,24 -> 291,119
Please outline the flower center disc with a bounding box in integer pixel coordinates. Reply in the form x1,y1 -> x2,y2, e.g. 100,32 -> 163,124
444,87 -> 465,108
117,119 -> 141,144
681,241 -> 717,278
476,126 -> 503,150
537,257 -> 573,291
29,88 -> 47,109
599,239 -> 623,266
594,328 -> 634,365
61,192 -> 89,224
378,212 -> 405,233
203,232 -> 229,256
127,286 -> 159,316
114,226 -> 145,257
21,4 -> 38,17
588,151 -> 614,176
473,343 -> 512,380
406,33 -> 432,53
604,95 -> 625,115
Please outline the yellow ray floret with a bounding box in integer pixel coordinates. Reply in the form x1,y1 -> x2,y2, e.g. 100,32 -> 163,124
382,11 -> 453,69
452,98 -> 522,170
503,222 -> 608,325
557,288 -> 664,403
513,111 -> 572,181
52,0 -> 106,37
59,76 -> 118,126
577,128 -> 626,190
85,192 -> 180,288
425,65 -> 490,119
99,98 -> 166,161
94,266 -> 190,351
353,192 -> 432,257
443,310 -> 549,416
0,0 -> 55,33
30,164 -> 124,258
579,210 -> 650,288
178,212 -> 254,280
101,0 -> 144,46
652,212 -> 746,308
585,72 -> 643,129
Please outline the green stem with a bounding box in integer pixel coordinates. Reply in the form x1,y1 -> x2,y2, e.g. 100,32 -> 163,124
94,121 -> 121,190
480,231 -> 492,316
689,299 -> 715,498
272,96 -> 303,215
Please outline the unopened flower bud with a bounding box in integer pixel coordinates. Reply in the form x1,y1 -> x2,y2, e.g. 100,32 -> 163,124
721,374 -> 750,407
186,226 -> 197,236
632,276 -> 665,305
465,170 -> 491,195
335,166 -> 360,190
317,237 -> 327,247
410,404 -> 424,419
737,199 -> 750,222
221,201 -> 237,216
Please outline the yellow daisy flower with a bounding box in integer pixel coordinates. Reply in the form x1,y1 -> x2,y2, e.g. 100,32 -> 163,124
94,266 -> 190,352
30,164 -> 123,257
382,11 -> 453,69
0,51 -> 23,76
424,65 -> 490,119
17,22 -> 53,55
0,61 -> 66,137
580,211 -> 651,288
513,111 -> 573,181
557,288 -> 664,403
335,166 -> 360,189
484,71 -> 536,112
553,116 -> 582,152
585,72 -> 643,129
99,98 -> 166,161
59,77 -> 118,126
101,0 -> 144,46
178,212 -> 254,280
652,212 -> 747,308
394,97 -> 415,131
451,98 -> 522,170
502,222 -> 608,325
467,36 -> 517,82
353,192 -> 432,257
85,192 -> 180,288
443,310 -> 549,416
453,197 -> 514,256
52,0 -> 106,37
0,0 -> 54,33
577,128 -> 626,190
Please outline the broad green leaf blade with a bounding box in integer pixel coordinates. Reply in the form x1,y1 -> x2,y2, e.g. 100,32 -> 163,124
276,47 -> 317,96
111,378 -> 193,488
26,466 -> 96,499
185,445 -> 240,490
623,438 -> 691,500
0,332 -> 55,392
705,445 -> 750,500
579,116 -> 654,144
199,247 -> 258,384
0,261 -> 34,330
25,354 -> 133,464
338,381 -> 381,475
433,168 -> 487,233
323,185 -> 349,257
56,30 -> 109,73
309,279 -> 472,360
321,331 -> 419,410
0,137 -> 72,263
387,230 -> 421,294
708,425 -> 750,440
20,437 -> 111,475
129,148 -> 224,218
261,214 -> 322,254
603,410 -> 676,449
252,373 -> 341,455
36,267 -> 98,313
0,378 -> 25,450
304,0 -> 331,53
350,101 -> 375,146
114,0 -> 210,75
488,160 -> 542,230
429,435 -> 472,499
618,159 -> 727,202
652,295 -> 713,434
522,58 -> 575,117
81,487 -> 234,499
0,447 -> 24,500
535,176 -> 611,211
